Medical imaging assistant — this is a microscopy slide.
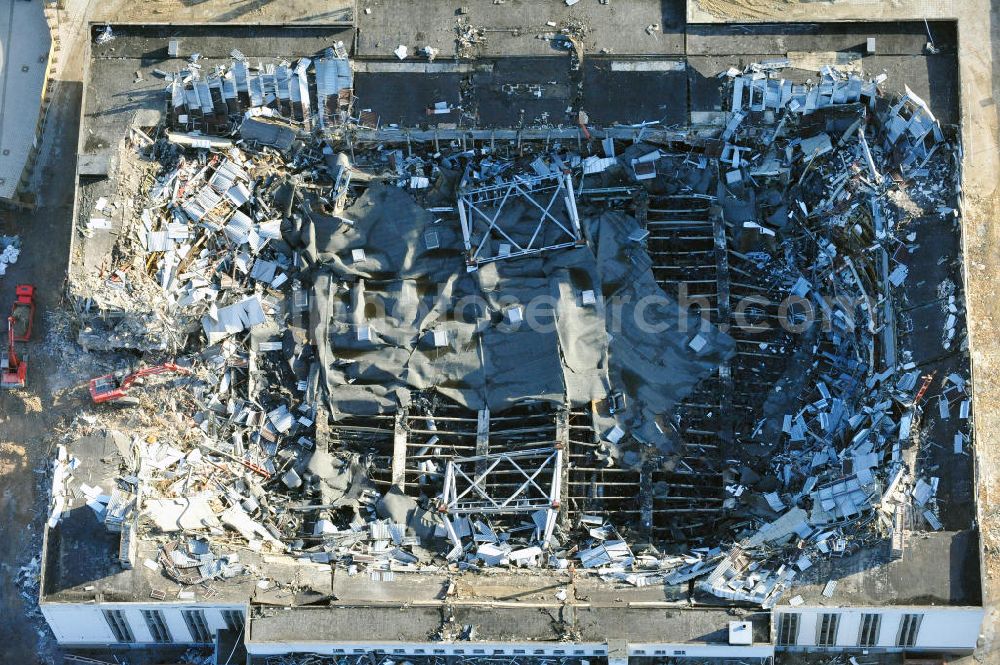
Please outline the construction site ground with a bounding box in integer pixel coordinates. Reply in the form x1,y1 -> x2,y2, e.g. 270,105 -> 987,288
0,1 -> 997,663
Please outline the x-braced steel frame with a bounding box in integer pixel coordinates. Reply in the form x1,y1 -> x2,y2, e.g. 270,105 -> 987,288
441,447 -> 562,553
457,171 -> 583,267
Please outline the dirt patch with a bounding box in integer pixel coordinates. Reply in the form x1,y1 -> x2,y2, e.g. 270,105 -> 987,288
694,0 -> 805,21
0,442 -> 29,477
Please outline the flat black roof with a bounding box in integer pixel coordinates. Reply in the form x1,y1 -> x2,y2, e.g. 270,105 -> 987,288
247,604 -> 772,646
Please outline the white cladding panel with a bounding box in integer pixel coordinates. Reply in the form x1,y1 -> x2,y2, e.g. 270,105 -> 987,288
876,613 -> 903,648
41,605 -> 115,644
206,608 -> 232,633
775,607 -> 983,651
41,602 -> 245,645
163,609 -> 194,643
796,612 -> 818,647
123,608 -> 155,643
915,608 -> 984,649
835,612 -> 862,648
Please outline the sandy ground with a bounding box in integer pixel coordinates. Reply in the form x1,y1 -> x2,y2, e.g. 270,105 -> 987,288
89,0 -> 353,25
0,0 -> 996,662
958,0 -> 1000,659
689,0 -> 964,23
0,1 -> 90,658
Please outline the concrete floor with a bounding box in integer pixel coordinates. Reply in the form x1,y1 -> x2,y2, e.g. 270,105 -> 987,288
356,0 -> 686,58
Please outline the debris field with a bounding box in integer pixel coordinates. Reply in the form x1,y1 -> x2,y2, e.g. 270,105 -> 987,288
49,44 -> 971,615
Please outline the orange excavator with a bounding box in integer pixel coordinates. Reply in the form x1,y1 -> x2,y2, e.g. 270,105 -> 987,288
89,362 -> 191,406
1,284 -> 34,390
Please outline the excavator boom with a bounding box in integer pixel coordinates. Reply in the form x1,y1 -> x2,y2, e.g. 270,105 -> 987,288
1,316 -> 26,389
89,362 -> 191,404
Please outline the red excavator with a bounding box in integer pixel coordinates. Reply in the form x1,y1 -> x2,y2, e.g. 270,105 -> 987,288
1,284 -> 35,390
1,316 -> 27,389
10,284 -> 36,342
89,362 -> 191,406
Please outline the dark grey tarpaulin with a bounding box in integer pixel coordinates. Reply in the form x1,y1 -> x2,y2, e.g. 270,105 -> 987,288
584,210 -> 735,452
239,118 -> 297,152
295,184 -> 733,457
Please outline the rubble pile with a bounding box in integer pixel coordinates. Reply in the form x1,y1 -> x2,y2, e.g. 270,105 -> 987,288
0,234 -> 20,276
167,42 -> 353,135
54,53 -> 968,609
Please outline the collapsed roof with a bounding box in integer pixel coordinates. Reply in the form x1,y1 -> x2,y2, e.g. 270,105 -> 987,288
52,48 -> 968,612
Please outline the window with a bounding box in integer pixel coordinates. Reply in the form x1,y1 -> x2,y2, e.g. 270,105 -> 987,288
777,613 -> 800,646
817,613 -> 840,646
182,610 -> 212,643
220,609 -> 244,633
141,609 -> 172,643
897,613 -> 923,647
103,610 -> 134,643
858,613 -> 881,647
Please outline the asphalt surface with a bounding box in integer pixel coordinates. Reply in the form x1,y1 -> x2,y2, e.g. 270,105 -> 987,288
0,37 -> 83,664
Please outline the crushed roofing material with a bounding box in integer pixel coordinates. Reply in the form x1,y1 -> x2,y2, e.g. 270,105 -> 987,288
168,43 -> 352,135
306,187 -> 732,445
53,52 -> 966,609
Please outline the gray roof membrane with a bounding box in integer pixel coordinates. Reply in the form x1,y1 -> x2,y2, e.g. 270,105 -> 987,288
297,184 -> 734,459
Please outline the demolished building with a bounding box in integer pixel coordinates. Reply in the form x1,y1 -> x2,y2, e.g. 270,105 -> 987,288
40,20 -> 982,664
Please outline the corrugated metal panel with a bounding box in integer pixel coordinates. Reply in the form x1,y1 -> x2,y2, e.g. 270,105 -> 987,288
275,64 -> 291,101
335,58 -> 352,90
233,60 -> 249,92
314,58 -> 337,97
224,210 -> 253,245
196,81 -> 214,114
248,75 -> 264,107
184,85 -> 201,112
294,57 -> 312,129
221,72 -> 237,100
171,80 -> 185,109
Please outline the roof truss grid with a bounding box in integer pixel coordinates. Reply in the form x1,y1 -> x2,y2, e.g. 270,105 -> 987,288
457,171 -> 583,266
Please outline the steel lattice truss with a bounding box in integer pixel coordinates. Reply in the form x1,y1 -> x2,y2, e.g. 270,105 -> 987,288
441,447 -> 563,550
457,171 -> 583,266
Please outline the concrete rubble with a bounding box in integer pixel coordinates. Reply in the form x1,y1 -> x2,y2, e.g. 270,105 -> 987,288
54,49 -> 967,610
